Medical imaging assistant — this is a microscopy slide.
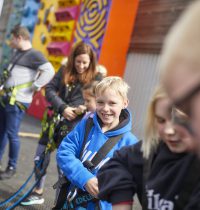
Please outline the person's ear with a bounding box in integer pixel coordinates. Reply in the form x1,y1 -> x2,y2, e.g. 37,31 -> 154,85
123,99 -> 129,109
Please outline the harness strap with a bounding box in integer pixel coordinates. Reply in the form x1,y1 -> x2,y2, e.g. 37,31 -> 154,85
90,134 -> 123,167
9,81 -> 33,105
0,49 -> 31,89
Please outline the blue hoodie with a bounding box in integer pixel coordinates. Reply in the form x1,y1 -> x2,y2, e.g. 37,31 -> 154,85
57,109 -> 138,210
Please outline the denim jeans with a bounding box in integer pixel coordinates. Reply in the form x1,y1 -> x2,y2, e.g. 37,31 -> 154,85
0,100 -> 29,169
34,144 -> 47,190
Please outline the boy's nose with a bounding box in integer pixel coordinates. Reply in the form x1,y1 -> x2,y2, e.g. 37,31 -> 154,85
102,104 -> 109,111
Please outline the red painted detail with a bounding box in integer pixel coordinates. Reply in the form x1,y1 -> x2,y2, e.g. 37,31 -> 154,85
47,41 -> 71,56
55,6 -> 79,22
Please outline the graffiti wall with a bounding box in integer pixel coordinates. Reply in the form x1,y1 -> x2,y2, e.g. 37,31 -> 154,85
0,0 -> 139,119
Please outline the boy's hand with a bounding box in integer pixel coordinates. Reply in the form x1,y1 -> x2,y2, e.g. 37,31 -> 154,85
85,177 -> 99,198
62,107 -> 77,120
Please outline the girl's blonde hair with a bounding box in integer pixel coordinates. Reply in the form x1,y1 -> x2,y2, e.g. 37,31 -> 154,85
160,1 -> 200,80
142,86 -> 168,159
95,76 -> 129,101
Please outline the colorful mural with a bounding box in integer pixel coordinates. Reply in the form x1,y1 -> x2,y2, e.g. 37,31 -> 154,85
0,0 -> 139,119
32,0 -> 81,71
74,0 -> 112,57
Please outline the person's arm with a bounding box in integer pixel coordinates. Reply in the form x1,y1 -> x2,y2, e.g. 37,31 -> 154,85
113,204 -> 132,210
45,68 -> 77,120
56,118 -> 95,191
31,51 -> 55,90
33,63 -> 55,90
97,142 -> 143,204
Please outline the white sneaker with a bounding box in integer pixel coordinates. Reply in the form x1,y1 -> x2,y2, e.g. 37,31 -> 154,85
21,192 -> 44,205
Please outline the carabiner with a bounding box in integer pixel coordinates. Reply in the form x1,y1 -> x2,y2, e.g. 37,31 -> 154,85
67,187 -> 77,202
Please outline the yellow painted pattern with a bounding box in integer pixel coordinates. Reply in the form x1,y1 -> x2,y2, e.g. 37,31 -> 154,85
32,0 -> 58,58
84,10 -> 106,31
58,0 -> 80,8
74,0 -> 109,56
32,0 -> 80,71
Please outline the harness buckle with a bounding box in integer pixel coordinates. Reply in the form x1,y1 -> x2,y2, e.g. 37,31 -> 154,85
67,187 -> 78,202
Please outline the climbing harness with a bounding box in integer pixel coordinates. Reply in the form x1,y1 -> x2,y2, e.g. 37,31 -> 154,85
0,50 -> 33,109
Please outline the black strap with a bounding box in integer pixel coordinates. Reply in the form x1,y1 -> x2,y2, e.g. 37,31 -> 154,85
90,134 -> 123,167
80,117 -> 124,167
80,117 -> 94,158
175,157 -> 200,210
81,116 -> 123,168
53,117 -> 94,190
1,50 -> 30,87
8,50 -> 30,73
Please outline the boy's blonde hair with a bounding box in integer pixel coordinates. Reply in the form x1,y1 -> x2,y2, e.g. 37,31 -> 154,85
142,86 -> 168,159
160,1 -> 200,79
95,76 -> 129,101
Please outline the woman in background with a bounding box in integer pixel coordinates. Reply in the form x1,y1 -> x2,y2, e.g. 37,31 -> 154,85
21,41 -> 99,206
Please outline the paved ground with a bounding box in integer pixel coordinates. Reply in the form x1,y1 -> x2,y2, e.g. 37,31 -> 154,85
0,114 -> 142,210
0,114 -> 57,210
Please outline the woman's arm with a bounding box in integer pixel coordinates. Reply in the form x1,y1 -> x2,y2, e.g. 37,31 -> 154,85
45,69 -> 66,112
113,204 -> 132,210
45,68 -> 80,120
97,142 -> 143,204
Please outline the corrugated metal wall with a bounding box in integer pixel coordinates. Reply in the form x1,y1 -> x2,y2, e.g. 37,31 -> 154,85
124,52 -> 160,140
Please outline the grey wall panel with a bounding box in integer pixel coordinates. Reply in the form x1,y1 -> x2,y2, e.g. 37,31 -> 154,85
124,53 -> 160,140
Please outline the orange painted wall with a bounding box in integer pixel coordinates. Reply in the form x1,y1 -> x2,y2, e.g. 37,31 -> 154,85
99,0 -> 139,76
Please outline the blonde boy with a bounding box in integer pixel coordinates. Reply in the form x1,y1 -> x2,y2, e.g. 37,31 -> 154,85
56,76 -> 138,210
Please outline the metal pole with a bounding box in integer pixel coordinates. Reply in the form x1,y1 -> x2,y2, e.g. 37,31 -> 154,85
0,0 -> 4,17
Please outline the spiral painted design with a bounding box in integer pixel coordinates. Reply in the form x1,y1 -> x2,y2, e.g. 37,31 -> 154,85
74,0 -> 112,57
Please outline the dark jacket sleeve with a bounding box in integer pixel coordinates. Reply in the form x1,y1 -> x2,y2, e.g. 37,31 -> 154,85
45,68 -> 67,114
97,141 -> 143,204
184,182 -> 200,210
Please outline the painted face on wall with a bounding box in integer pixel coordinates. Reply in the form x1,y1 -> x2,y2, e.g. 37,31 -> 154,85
154,97 -> 190,153
74,54 -> 90,74
96,89 -> 128,132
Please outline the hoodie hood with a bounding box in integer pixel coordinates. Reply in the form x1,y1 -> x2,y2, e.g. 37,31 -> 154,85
93,108 -> 132,137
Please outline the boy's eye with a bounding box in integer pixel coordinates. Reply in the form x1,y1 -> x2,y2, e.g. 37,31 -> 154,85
110,102 -> 117,105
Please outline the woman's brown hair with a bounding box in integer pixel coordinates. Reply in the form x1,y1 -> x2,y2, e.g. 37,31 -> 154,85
62,41 -> 97,85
